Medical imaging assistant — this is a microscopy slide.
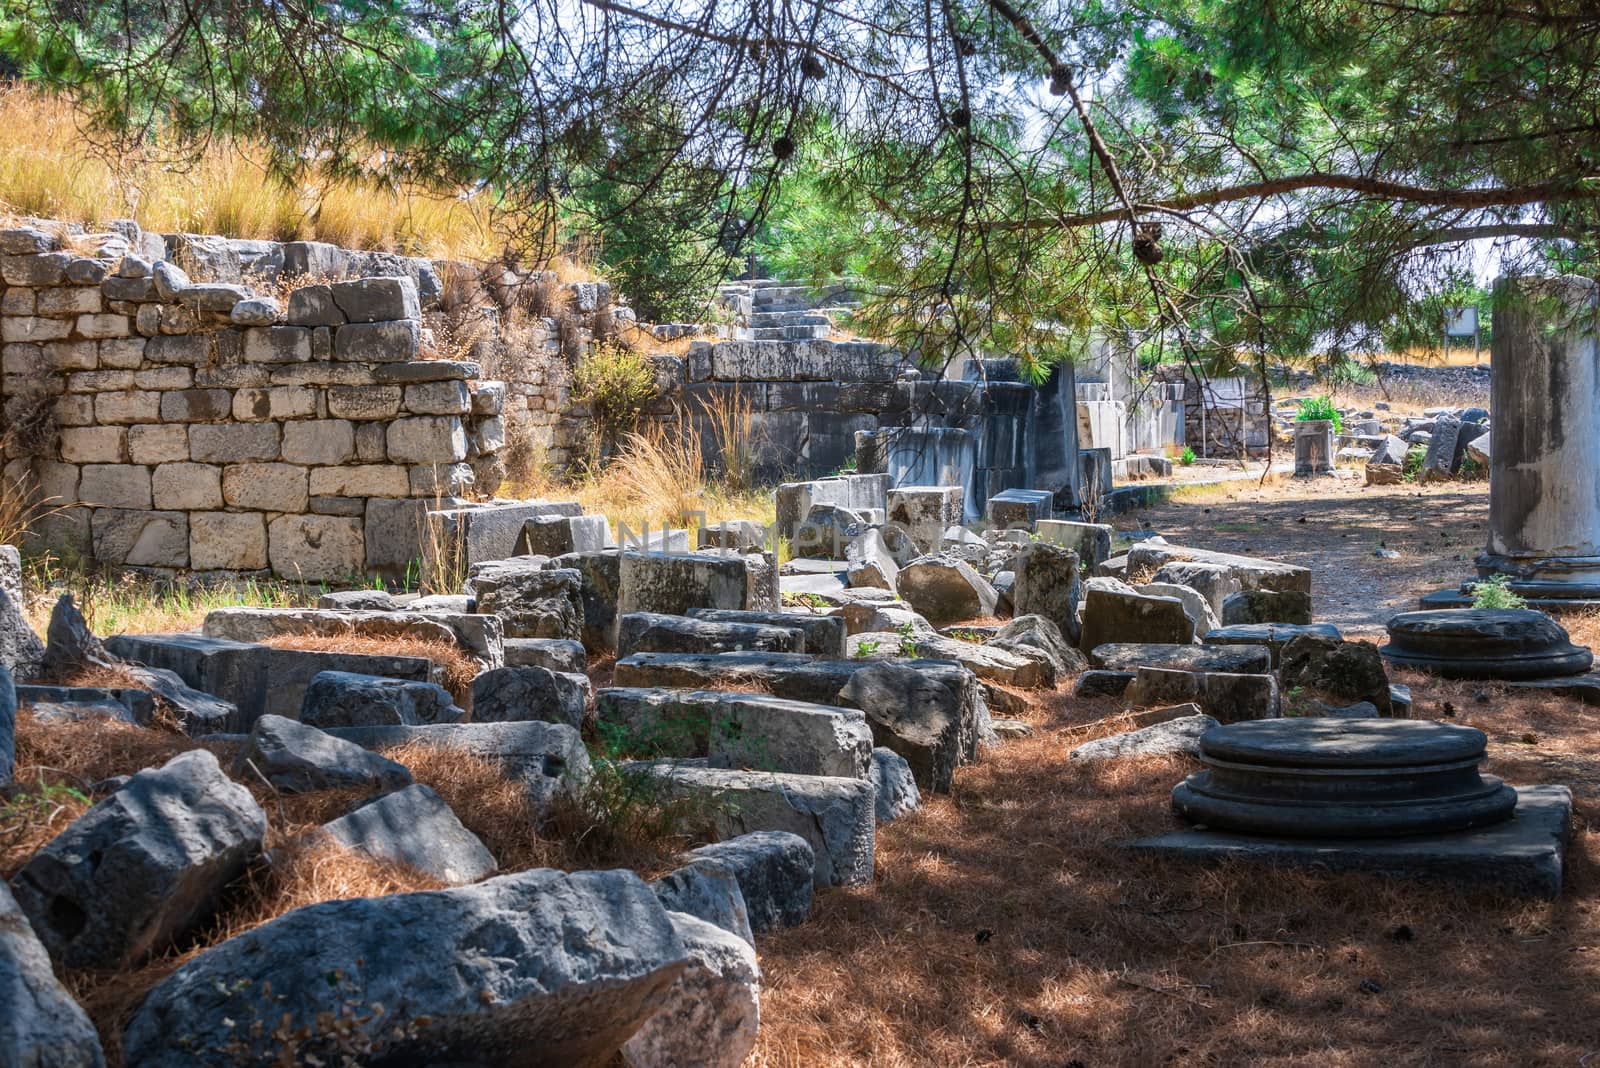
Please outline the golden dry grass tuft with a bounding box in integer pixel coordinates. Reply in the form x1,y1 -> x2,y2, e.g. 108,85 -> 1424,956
257,634 -> 480,704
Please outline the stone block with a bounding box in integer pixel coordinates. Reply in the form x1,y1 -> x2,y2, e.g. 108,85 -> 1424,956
59,426 -> 126,464
404,379 -> 471,415
267,515 -> 365,580
97,336 -> 146,368
0,316 -> 71,343
1221,589 -> 1314,626
887,485 -> 964,539
552,550 -> 623,653
320,784 -> 495,886
895,552 -> 998,624
157,388 -> 231,423
1079,577 -> 1196,651
373,359 -> 479,384
686,609 -> 846,656
0,879 -> 107,1066
133,367 -> 192,391
0,252 -> 71,285
285,284 -> 345,326
93,389 -> 162,425
78,463 -> 151,509
36,286 -> 104,316
327,383 -> 403,420
985,488 -> 1054,528
174,283 -> 250,313
89,509 -> 185,567
409,462 -> 475,497
144,334 -> 211,365
677,832 -> 813,932
1204,622 -> 1344,667
301,670 -> 462,728
73,313 -> 131,339
240,325 -> 311,365
1126,666 -> 1281,722
330,276 -> 420,322
237,714 -> 413,794
308,464 -> 411,498
616,612 -> 804,657
232,386 -> 317,421
222,463 -> 309,512
1091,642 -> 1272,675
152,462 -> 223,510
1036,519 -> 1114,568
471,665 -> 591,729
46,339 -> 100,370
517,514 -> 615,557
188,512 -> 269,571
355,421 -> 387,461
466,562 -> 584,640
1122,543 -> 1312,596
1011,542 -> 1082,644
333,319 -> 421,362
618,550 -> 765,619
0,225 -> 61,254
281,419 -> 356,465
503,637 -> 587,674
189,423 -> 280,463
387,415 -> 468,463
229,297 -> 280,326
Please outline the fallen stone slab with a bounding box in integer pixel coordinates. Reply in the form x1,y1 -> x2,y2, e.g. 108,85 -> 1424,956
679,831 -> 815,932
1150,561 -> 1240,618
0,880 -> 106,1068
845,527 -> 900,590
1069,713 -> 1219,762
503,636 -> 587,673
987,614 -> 1085,685
0,586 -> 44,679
1138,580 -> 1221,638
106,632 -> 439,728
550,549 -> 622,653
1010,542 -> 1082,645
896,552 -> 999,624
1036,519 -> 1113,568
122,868 -> 690,1066
616,611 -> 804,658
687,608 -> 846,656
612,652 -> 983,792
596,687 -> 874,778
650,863 -> 754,946
471,665 -> 591,729
1222,589 -> 1314,626
516,513 -> 614,557
1121,543 -> 1312,595
622,911 -> 760,1068
465,565 -> 584,641
12,749 -> 267,970
627,762 -> 873,887
831,600 -> 933,636
1090,642 -> 1272,675
325,720 -> 590,815
15,685 -> 158,726
1132,785 -> 1571,900
1280,634 -> 1393,715
911,633 -> 1048,688
317,589 -> 397,611
300,669 -> 462,728
619,549 -> 778,619
1126,667 -> 1281,723
871,746 -> 921,821
236,714 -> 412,794
1203,622 -> 1344,667
203,606 -> 504,667
1079,577 -> 1195,651
1073,670 -> 1135,698
320,783 -> 497,886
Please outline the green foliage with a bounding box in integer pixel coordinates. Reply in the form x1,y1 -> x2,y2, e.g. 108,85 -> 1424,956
897,621 -> 920,658
1470,574 -> 1527,610
947,628 -> 985,643
571,341 -> 658,463
1295,396 -> 1343,432
1180,446 -> 1197,465
1401,444 -> 1428,482
853,638 -> 881,658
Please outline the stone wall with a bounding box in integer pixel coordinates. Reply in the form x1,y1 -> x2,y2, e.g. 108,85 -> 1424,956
0,222 -> 506,580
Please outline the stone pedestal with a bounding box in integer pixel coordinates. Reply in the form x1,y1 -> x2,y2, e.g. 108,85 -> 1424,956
1380,608 -> 1592,680
1478,275 -> 1600,599
1292,420 -> 1335,476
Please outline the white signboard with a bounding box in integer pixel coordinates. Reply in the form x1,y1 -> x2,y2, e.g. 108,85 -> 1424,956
1445,306 -> 1478,337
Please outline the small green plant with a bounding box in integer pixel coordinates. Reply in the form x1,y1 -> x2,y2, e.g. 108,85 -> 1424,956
1471,573 -> 1527,610
1295,395 -> 1343,432
1179,446 -> 1197,466
853,638 -> 881,658
781,590 -> 831,610
947,627 -> 984,643
897,621 -> 920,658
1401,443 -> 1428,482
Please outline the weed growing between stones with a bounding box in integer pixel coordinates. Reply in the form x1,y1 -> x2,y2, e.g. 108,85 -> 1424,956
1470,573 -> 1527,610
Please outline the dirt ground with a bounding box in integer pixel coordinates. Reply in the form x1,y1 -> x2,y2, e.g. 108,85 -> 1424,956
753,475 -> 1600,1068
1127,473 -> 1492,636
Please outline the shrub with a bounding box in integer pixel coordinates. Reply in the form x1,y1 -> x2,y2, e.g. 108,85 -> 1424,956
571,342 -> 660,465
1401,443 -> 1428,482
1471,574 -> 1527,610
1179,446 -> 1196,466
1295,395 -> 1343,432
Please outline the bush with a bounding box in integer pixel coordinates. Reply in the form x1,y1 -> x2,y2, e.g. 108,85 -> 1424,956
1295,395 -> 1343,432
1179,446 -> 1196,466
1470,574 -> 1527,610
571,342 -> 660,464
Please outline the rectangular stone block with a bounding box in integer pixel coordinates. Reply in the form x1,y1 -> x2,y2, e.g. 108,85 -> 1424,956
1,252 -> 72,286
309,496 -> 367,516
403,379 -> 471,415
189,512 -> 269,571
152,462 -> 223,510
36,287 -> 103,316
333,319 -> 421,362
387,415 -> 468,463
242,326 -> 313,364
78,463 -> 152,509
1037,519 -> 1114,568
190,423 -> 281,463
98,337 -> 147,368
74,313 -> 132,339
286,284 -> 345,327
158,388 -> 233,423
267,514 -> 365,580
66,369 -> 132,392
43,340 -> 97,371
281,419 -> 355,465
58,426 -> 126,464
102,275 -> 157,302
309,464 -> 411,498
52,394 -> 94,426
0,287 -> 32,315
90,507 -> 187,567
2,316 -> 71,343
222,463 -> 309,512
985,488 -> 1055,529
330,277 -> 420,322
126,424 -> 189,465
354,422 -> 387,461
0,343 -> 42,375
327,384 -> 402,420
231,386 -> 317,421
145,335 -> 213,366
269,361 -> 372,387
196,365 -> 270,389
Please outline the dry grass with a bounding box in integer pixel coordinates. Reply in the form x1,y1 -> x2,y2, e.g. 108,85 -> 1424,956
604,427 -> 708,529
257,634 -> 479,704
0,84 -> 574,264
19,564 -> 313,639
752,679 -> 1600,1067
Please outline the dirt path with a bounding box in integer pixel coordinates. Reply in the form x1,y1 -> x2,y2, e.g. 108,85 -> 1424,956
1122,473 -> 1491,636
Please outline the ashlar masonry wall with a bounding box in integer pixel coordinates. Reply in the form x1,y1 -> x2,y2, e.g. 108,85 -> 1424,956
0,223 -> 506,581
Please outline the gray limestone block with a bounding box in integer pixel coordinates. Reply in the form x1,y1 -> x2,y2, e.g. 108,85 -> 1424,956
329,276 -> 420,323
0,880 -> 106,1068
616,611 -> 804,658
470,665 -> 591,729
621,911 -> 761,1068
895,552 -> 999,624
503,637 -> 587,674
122,868 -> 688,1066
319,783 -> 496,885
1090,641 -> 1272,675
649,863 -> 754,946
686,608 -> 846,656
466,564 -> 584,640
679,831 -> 815,931
300,670 -> 463,728
11,749 -> 267,970
0,586 -> 45,679
1079,577 -> 1196,651
0,665 -> 13,787
1221,589 -> 1314,626
1073,669 -> 1135,698
1069,713 -> 1220,762
870,746 -> 920,821
236,714 -> 413,794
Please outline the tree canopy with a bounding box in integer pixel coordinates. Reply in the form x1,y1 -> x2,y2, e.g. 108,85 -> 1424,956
3,0 -> 1596,370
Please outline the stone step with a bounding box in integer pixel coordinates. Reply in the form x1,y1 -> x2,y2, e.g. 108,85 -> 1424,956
621,760 -> 875,887
685,609 -> 846,656
746,325 -> 831,341
749,312 -> 832,327
615,612 -> 806,658
596,686 -> 874,778
611,651 -> 984,792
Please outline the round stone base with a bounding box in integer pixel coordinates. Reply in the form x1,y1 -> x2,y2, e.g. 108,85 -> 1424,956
1171,718 -> 1519,839
1380,608 -> 1593,680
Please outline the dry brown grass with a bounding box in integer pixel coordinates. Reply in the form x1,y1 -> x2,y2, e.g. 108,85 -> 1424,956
383,741 -> 552,872
257,634 -> 479,704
